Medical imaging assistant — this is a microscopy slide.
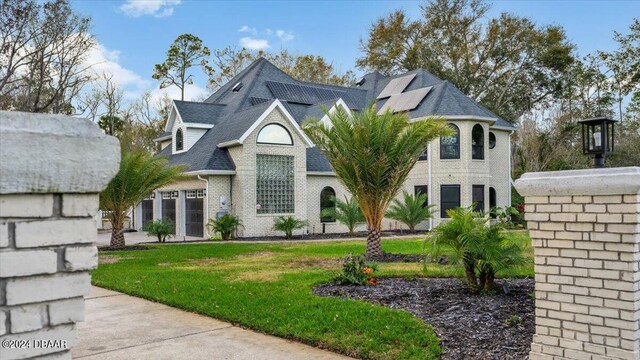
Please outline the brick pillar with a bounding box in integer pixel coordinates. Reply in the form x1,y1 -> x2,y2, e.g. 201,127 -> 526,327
515,167 -> 640,360
0,111 -> 120,359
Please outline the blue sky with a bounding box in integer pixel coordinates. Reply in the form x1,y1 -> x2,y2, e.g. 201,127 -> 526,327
72,0 -> 640,102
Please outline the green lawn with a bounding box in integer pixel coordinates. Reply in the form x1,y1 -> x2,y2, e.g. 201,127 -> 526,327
93,231 -> 532,360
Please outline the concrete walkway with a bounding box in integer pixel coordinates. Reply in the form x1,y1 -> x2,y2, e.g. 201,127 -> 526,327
74,287 -> 352,360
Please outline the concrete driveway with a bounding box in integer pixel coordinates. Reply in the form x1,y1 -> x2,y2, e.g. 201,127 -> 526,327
74,287 -> 352,360
96,231 -> 204,246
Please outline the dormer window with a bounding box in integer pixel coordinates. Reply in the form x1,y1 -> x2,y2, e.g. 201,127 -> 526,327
232,82 -> 243,92
257,123 -> 293,145
176,128 -> 184,151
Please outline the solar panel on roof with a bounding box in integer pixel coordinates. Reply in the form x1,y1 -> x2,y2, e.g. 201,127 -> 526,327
266,81 -> 351,105
376,74 -> 416,99
249,97 -> 272,106
378,87 -> 431,114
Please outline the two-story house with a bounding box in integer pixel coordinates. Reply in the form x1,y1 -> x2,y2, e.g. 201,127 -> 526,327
136,58 -> 515,238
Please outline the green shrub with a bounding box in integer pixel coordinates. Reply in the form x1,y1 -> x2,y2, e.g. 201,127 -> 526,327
272,216 -> 308,239
428,206 -> 526,294
143,219 -> 174,243
334,254 -> 379,286
320,196 -> 365,235
386,191 -> 436,231
207,214 -> 243,240
490,206 -> 525,229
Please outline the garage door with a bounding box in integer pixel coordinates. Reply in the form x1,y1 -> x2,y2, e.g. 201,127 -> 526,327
161,191 -> 177,234
140,195 -> 154,229
185,190 -> 204,237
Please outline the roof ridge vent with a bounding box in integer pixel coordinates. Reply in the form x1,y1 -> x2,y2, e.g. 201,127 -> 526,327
232,82 -> 243,92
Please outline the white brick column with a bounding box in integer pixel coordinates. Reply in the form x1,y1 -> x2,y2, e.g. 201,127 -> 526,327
515,167 -> 640,360
0,111 -> 120,359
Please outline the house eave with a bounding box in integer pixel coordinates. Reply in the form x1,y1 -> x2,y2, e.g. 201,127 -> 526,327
307,171 -> 335,176
185,170 -> 236,176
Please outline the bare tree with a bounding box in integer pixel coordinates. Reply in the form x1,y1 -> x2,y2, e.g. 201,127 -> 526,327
0,0 -> 95,113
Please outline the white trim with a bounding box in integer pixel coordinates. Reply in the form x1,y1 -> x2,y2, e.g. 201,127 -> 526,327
441,115 -> 497,123
319,98 -> 352,125
508,130 -> 513,206
307,171 -> 335,176
184,122 -> 214,129
164,103 -> 182,133
217,140 -> 241,148
153,134 -> 172,142
491,125 -> 517,131
186,170 -> 236,176
218,100 -> 314,148
427,143 -> 433,230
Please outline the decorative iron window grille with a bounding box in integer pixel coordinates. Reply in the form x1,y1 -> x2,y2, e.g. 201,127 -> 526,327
256,154 -> 294,214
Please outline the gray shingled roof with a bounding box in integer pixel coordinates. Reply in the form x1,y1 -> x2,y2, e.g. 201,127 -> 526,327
174,100 -> 226,125
161,58 -> 515,173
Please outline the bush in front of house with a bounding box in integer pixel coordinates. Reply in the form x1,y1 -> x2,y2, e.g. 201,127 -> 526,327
143,219 -> 174,243
272,216 -> 308,239
428,206 -> 527,294
321,196 -> 365,235
490,206 -> 525,229
386,191 -> 436,231
334,254 -> 379,286
207,214 -> 243,240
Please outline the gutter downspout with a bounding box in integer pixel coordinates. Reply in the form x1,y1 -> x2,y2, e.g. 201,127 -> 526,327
197,175 -> 210,238
428,143 -> 433,231
508,131 -> 514,206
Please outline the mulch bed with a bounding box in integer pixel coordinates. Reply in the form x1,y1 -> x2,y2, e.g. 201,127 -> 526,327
369,251 -> 426,263
237,230 -> 429,241
98,245 -> 149,251
314,277 -> 534,359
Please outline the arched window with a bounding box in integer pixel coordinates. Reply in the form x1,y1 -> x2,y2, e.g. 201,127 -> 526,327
257,123 -> 293,145
440,123 -> 460,159
320,187 -> 336,223
489,132 -> 496,149
176,128 -> 184,151
472,124 -> 484,160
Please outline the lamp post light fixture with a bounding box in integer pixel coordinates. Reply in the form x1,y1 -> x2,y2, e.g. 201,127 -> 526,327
578,117 -> 617,168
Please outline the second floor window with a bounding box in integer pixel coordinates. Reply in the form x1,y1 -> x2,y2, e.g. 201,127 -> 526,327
176,129 -> 184,151
472,124 -> 484,160
440,124 -> 460,159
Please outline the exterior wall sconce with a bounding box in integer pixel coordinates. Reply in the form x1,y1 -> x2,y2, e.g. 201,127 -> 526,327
578,117 -> 617,168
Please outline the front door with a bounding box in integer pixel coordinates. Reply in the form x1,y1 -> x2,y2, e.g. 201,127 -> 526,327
185,191 -> 204,237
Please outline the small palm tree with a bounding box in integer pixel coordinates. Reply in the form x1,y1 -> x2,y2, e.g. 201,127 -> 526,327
272,216 -> 308,239
304,105 -> 450,258
100,152 -> 185,248
207,214 -> 243,240
143,219 -> 174,243
429,206 -> 526,294
386,191 -> 436,231
320,196 -> 365,235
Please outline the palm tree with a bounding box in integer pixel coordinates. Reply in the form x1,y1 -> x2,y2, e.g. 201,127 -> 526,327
320,196 -> 365,235
303,105 -> 450,259
272,216 -> 308,239
386,191 -> 436,231
100,151 -> 185,248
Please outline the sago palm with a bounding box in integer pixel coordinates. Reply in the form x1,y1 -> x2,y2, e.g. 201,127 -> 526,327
386,191 -> 436,231
100,151 -> 185,248
303,105 -> 450,259
272,216 -> 308,239
320,195 -> 365,235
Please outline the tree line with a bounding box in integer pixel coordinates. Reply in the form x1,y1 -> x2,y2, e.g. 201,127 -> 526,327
2,0 -> 638,169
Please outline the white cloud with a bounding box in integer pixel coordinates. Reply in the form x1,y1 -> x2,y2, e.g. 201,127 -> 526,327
265,28 -> 273,36
119,0 -> 181,18
238,25 -> 257,35
84,42 -> 150,93
83,42 -> 208,104
275,30 -> 294,42
239,37 -> 270,51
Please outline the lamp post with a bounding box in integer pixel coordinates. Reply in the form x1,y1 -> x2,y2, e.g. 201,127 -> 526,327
578,117 -> 617,168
